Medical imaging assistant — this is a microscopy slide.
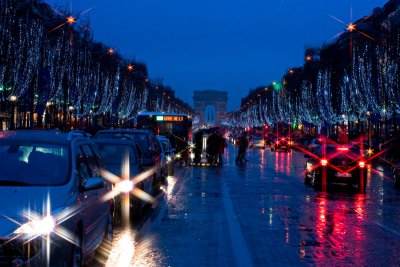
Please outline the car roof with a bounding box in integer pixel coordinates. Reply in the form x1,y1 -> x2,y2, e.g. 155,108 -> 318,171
0,130 -> 71,145
138,111 -> 187,117
94,138 -> 140,146
96,129 -> 152,135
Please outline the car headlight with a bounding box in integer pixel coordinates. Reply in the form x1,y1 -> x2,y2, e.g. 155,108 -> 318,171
306,162 -> 313,172
14,216 -> 55,235
115,180 -> 134,193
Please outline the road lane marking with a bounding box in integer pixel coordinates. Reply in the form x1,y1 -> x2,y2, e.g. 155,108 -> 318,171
221,177 -> 254,267
374,222 -> 400,239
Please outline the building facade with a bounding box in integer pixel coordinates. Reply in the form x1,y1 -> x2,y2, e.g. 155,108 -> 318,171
193,90 -> 228,126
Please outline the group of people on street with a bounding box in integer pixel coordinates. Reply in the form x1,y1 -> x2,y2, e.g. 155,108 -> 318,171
206,131 -> 227,165
193,129 -> 249,166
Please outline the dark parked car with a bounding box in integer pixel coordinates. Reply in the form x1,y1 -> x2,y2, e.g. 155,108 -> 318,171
95,138 -> 155,219
0,130 -> 113,266
304,144 -> 367,191
95,129 -> 163,186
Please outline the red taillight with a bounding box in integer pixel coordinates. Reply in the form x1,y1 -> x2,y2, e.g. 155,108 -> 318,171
321,159 -> 328,166
359,161 -> 365,168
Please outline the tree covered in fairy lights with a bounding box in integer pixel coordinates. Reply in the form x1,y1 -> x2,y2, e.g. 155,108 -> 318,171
0,0 -> 192,129
223,1 -> 400,132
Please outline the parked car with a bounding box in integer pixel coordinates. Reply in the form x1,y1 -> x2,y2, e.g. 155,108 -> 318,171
0,130 -> 113,266
156,135 -> 174,177
95,138 -> 155,219
249,136 -> 266,149
95,129 -> 163,188
304,144 -> 367,191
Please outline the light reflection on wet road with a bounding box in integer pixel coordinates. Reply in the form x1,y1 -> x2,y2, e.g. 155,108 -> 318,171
106,145 -> 400,266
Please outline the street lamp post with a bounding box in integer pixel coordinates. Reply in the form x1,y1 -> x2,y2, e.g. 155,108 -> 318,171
68,105 -> 74,130
9,95 -> 17,130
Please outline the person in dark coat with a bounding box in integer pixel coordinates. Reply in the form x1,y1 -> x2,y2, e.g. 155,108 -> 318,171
206,131 -> 219,164
217,132 -> 227,165
194,131 -> 203,163
236,132 -> 249,163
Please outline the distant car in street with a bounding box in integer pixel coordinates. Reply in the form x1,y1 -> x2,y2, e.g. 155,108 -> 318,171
271,137 -> 291,152
307,138 -> 321,151
0,130 -> 113,266
95,129 -> 163,188
95,138 -> 155,219
304,143 -> 367,191
249,136 -> 266,149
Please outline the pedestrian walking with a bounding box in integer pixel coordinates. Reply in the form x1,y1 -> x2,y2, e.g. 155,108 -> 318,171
217,132 -> 227,165
236,132 -> 249,164
207,131 -> 219,164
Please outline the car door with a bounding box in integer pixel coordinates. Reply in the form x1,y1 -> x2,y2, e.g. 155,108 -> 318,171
79,143 -> 108,252
135,144 -> 153,195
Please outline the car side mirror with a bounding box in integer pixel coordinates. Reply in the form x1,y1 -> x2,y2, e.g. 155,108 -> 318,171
81,177 -> 104,191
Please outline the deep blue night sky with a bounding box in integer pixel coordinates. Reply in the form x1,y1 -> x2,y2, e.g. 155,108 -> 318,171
44,0 -> 388,111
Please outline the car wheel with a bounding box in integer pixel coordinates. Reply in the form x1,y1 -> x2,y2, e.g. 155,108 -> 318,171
311,172 -> 321,190
105,215 -> 113,243
94,215 -> 113,264
71,231 -> 83,267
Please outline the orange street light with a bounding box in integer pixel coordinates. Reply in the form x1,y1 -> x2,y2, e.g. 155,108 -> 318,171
66,16 -> 75,25
127,64 -> 134,71
347,23 -> 356,32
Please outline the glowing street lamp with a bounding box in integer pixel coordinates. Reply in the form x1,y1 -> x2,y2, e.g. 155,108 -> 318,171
68,106 -> 74,129
347,23 -> 356,32
66,16 -> 75,25
9,95 -> 17,130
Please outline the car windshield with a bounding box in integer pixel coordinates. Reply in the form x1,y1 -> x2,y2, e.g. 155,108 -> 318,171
0,142 -> 69,186
97,133 -> 149,148
97,144 -> 137,166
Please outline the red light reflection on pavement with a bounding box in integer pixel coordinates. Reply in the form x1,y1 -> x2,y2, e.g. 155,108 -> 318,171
274,151 -> 292,175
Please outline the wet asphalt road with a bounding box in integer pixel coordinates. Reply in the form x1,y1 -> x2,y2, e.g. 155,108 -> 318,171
105,144 -> 400,266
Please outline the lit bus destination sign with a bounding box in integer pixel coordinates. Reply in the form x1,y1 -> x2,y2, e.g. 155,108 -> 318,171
156,115 -> 184,122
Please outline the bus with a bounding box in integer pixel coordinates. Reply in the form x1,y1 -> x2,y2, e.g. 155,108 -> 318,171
136,112 -> 192,161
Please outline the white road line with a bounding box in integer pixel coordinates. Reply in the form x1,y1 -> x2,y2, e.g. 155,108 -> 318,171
221,176 -> 254,267
374,222 -> 400,239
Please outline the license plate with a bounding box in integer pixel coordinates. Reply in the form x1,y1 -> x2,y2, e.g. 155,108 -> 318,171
336,172 -> 352,178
